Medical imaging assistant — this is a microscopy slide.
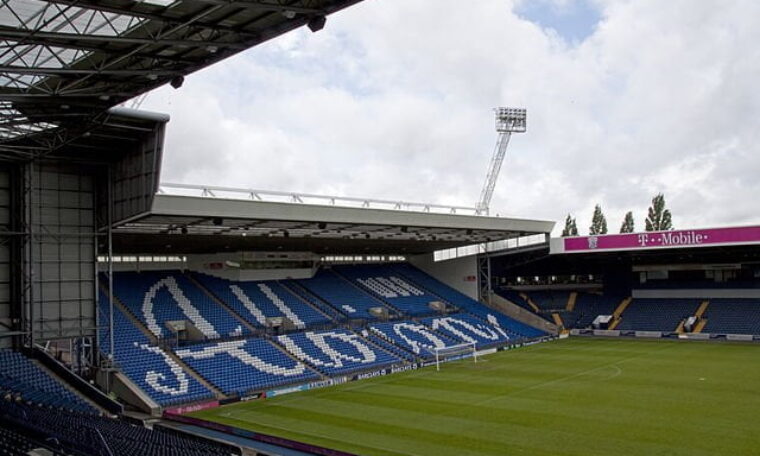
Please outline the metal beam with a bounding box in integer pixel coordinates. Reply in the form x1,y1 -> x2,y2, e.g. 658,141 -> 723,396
1,66 -> 181,76
40,0 -> 270,36
193,0 -> 323,14
0,28 -> 248,49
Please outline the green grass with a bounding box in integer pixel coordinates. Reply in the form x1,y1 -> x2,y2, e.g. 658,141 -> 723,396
190,338 -> 760,456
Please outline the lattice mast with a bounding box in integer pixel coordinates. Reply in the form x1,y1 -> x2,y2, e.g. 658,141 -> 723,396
475,107 -> 527,215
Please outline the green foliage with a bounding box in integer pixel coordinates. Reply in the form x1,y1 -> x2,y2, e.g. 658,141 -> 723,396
645,193 -> 673,231
589,204 -> 608,235
620,211 -> 635,233
194,339 -> 760,456
561,214 -> 578,237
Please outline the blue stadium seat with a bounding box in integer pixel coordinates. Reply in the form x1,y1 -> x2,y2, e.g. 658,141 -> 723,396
526,290 -> 570,311
572,293 -> 622,328
0,400 -> 238,456
616,299 -> 700,331
421,313 -> 511,348
388,264 -> 547,339
175,337 -> 319,396
297,270 -> 391,320
111,271 -> 245,340
703,299 -> 760,335
98,292 -> 215,406
369,321 -> 460,358
276,329 -> 403,375
193,273 -> 332,329
335,264 -> 440,316
0,350 -> 96,414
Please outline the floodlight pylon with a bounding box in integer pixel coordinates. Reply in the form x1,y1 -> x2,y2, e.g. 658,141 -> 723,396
475,107 -> 527,215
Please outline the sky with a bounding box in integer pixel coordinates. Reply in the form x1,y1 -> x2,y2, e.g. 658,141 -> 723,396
141,0 -> 760,236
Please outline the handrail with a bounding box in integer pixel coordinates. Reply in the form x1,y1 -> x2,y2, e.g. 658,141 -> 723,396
158,182 -> 481,216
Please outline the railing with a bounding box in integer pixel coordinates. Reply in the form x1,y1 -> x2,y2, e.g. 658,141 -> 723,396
158,182 -> 481,216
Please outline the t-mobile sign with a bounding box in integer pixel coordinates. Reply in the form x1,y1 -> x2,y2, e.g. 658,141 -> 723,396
560,225 -> 760,253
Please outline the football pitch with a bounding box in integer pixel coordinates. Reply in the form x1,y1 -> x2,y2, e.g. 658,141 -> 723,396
190,338 -> 759,456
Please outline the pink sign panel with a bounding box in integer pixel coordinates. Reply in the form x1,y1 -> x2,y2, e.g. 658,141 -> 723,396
164,400 -> 220,416
563,225 -> 760,253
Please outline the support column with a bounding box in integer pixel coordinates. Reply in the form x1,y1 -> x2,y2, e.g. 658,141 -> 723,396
477,251 -> 492,305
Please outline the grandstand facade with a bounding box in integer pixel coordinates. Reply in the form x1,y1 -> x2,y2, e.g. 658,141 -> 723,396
490,226 -> 760,341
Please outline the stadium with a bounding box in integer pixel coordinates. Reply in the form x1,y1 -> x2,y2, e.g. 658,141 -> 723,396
1,1 -> 758,455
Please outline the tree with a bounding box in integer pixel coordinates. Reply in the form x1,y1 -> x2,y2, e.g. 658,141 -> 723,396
620,211 -> 635,233
589,204 -> 608,235
645,193 -> 673,231
561,214 -> 578,237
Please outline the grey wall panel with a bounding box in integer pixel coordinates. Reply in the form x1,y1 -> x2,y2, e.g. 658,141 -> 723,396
102,124 -> 165,226
30,162 -> 97,342
0,166 -> 9,348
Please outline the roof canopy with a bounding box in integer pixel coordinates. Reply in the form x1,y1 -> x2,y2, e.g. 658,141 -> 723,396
110,194 -> 555,254
0,0 -> 362,160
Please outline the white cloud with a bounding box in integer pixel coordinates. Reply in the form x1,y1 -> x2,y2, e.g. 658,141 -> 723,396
143,0 -> 760,235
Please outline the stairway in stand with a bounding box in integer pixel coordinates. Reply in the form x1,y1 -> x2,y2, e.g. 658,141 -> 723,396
608,297 -> 632,330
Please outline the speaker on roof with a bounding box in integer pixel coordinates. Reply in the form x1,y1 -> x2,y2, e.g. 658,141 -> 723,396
307,15 -> 326,32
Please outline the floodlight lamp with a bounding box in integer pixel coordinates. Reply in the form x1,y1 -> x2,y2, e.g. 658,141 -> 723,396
494,107 -> 527,133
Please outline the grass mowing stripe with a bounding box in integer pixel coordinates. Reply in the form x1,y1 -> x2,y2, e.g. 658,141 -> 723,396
192,338 -> 760,456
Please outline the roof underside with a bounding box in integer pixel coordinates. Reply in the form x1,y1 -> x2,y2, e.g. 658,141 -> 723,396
0,0 -> 362,160
110,194 -> 555,254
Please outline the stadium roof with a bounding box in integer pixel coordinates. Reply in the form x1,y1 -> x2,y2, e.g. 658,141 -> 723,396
110,193 -> 556,254
0,0 -> 362,160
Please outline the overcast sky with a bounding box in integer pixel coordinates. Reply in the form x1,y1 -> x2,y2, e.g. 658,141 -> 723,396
142,0 -> 760,236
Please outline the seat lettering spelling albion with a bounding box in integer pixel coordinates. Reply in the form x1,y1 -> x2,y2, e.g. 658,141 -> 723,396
142,276 -> 220,339
175,340 -> 307,377
278,331 -> 377,369
428,316 -> 506,344
137,343 -> 190,396
390,322 -> 447,354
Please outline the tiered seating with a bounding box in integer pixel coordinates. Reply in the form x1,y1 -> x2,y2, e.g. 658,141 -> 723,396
193,273 -> 332,329
361,331 -> 417,362
0,425 -> 60,456
421,313 -> 511,348
369,321 -> 459,358
0,401 -> 238,456
0,349 -> 95,414
277,329 -> 402,375
703,299 -> 760,335
298,270 -> 390,320
112,271 -> 244,340
97,265 -> 551,410
616,299 -> 700,331
527,290 -> 569,311
282,279 -> 346,321
496,289 -> 536,312
336,264 -> 438,315
572,293 -> 622,328
175,338 -> 319,396
471,307 -> 548,339
390,264 -> 547,339
99,292 -> 214,406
